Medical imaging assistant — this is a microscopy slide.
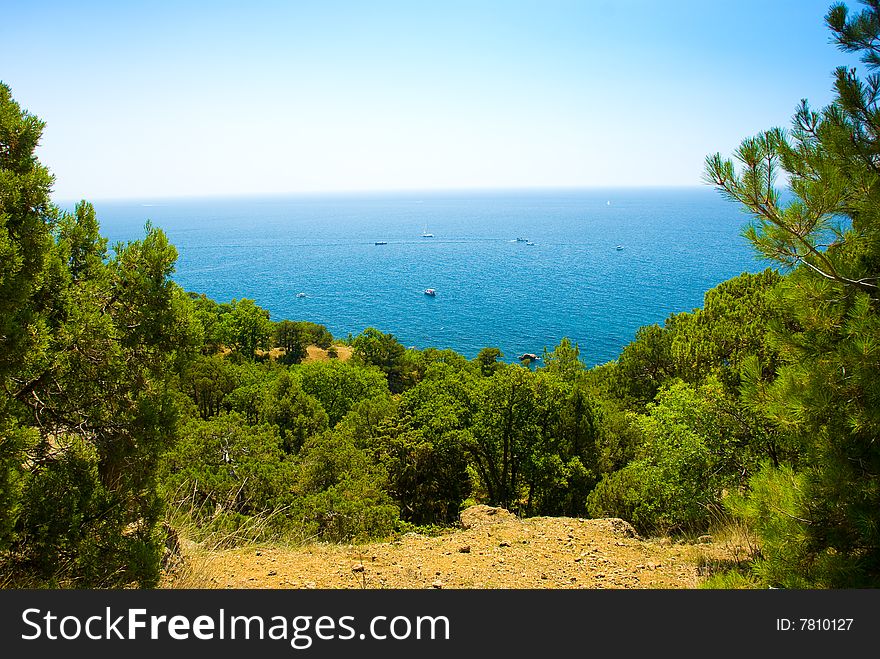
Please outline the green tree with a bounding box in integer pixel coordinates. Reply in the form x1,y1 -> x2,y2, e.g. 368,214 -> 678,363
704,1 -> 880,586
181,354 -> 239,419
219,298 -> 272,359
274,320 -> 310,365
0,83 -> 54,382
468,365 -> 540,510
526,372 -> 601,517
0,83 -> 199,587
260,371 -> 328,454
404,347 -> 470,384
382,370 -> 476,523
670,270 -> 783,387
474,347 -> 504,377
187,292 -> 225,353
351,327 -> 408,393
0,85 -> 55,561
541,338 -> 585,382
300,321 -> 334,349
297,360 -> 389,426
614,322 -> 678,406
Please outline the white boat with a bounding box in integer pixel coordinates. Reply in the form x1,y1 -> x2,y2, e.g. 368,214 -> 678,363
296,292 -> 307,298
422,224 -> 434,238
616,245 -> 624,251
526,241 -> 536,246
424,288 -> 436,296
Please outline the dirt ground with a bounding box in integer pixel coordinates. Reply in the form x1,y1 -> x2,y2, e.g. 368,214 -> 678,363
164,506 -> 733,589
304,344 -> 352,362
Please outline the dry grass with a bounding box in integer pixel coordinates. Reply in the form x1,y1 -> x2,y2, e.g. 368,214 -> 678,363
686,510 -> 761,586
251,344 -> 352,363
304,344 -> 352,362
160,517 -> 299,589
158,481 -> 309,589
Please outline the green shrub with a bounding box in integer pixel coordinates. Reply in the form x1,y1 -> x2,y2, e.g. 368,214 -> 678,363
159,413 -> 294,524
586,380 -> 744,535
13,437 -> 163,587
291,432 -> 398,542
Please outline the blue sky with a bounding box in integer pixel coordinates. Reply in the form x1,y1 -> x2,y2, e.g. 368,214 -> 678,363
0,0 -> 861,200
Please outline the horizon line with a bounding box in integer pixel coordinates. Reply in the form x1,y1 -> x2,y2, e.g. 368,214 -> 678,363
54,183 -> 713,205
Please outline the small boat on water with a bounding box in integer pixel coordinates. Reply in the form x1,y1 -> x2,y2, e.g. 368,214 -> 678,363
422,224 -> 434,238
515,237 -> 528,242
424,288 -> 436,296
375,241 -> 388,245
526,241 -> 536,246
616,245 -> 624,251
296,292 -> 307,298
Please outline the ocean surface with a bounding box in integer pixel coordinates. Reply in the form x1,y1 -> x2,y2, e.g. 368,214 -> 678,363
78,188 -> 766,367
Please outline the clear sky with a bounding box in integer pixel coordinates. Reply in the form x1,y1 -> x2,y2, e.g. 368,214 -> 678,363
0,0 -> 862,201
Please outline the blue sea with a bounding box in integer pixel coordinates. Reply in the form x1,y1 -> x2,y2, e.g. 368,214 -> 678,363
80,188 -> 765,367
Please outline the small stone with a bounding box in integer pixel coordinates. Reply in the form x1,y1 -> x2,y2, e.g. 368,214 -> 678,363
255,551 -> 262,556
305,581 -> 316,589
431,580 -> 443,589
458,545 -> 471,553
352,563 -> 365,573
268,570 -> 277,576
499,540 -> 511,547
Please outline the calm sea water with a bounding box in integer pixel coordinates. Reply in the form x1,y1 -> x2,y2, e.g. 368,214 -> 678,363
79,188 -> 765,366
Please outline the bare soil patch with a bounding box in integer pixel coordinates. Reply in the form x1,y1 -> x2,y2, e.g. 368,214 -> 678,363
163,507 -> 733,589
304,344 -> 352,362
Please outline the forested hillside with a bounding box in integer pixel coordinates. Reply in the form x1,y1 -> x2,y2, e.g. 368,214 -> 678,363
2,2 -> 879,589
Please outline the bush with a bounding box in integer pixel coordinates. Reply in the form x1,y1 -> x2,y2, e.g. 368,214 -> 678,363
291,432 -> 398,542
159,413 -> 295,525
12,437 -> 163,587
586,380 -> 743,535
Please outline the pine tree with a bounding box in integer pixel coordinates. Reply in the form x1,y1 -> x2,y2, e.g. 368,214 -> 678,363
704,1 -> 880,586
